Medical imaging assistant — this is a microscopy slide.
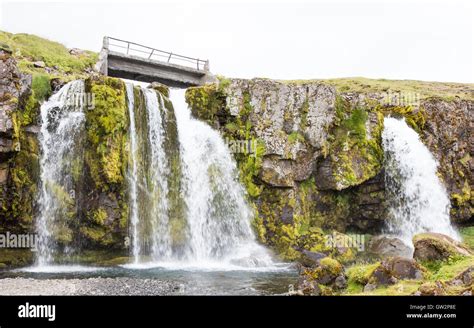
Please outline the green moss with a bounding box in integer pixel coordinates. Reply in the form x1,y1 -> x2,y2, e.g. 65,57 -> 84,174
413,233 -> 470,262
320,257 -> 343,275
460,227 -> 474,250
382,105 -> 426,132
346,262 -> 380,285
422,256 -> 474,281
288,131 -> 305,144
185,84 -> 226,126
281,77 -> 474,101
84,76 -> 127,191
0,249 -> 34,268
325,97 -> 384,189
2,131 -> 40,231
451,180 -> 471,207
237,140 -> 265,198
90,208 -> 108,225
31,73 -> 51,101
79,226 -> 114,246
358,280 -> 423,296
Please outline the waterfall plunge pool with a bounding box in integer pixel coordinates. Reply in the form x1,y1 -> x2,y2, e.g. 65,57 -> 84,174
1,264 -> 298,295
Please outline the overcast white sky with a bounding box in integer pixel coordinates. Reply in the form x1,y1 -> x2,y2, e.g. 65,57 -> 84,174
0,0 -> 472,82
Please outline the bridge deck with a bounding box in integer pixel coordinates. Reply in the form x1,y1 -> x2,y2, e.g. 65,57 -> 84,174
96,37 -> 215,88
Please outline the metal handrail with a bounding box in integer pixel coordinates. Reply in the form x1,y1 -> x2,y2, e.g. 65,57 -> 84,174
104,36 -> 209,71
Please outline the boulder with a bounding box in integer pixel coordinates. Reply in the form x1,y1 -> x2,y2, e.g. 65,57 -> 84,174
415,281 -> 447,296
454,266 -> 474,286
299,257 -> 344,286
369,257 -> 424,286
334,275 -> 347,289
296,278 -> 321,296
413,232 -> 472,262
299,250 -> 327,268
368,235 -> 412,258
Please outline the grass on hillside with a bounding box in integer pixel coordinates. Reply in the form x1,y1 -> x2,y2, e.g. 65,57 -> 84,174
281,77 -> 474,101
0,30 -> 97,79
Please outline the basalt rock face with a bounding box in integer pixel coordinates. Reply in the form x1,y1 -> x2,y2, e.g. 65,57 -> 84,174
0,48 -> 40,234
186,78 -> 473,260
0,50 -> 173,252
420,99 -> 473,223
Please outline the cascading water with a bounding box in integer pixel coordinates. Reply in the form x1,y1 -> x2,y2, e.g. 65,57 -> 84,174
125,83 -> 140,262
35,80 -> 86,267
382,117 -> 459,245
171,88 -> 273,268
125,85 -> 275,269
126,85 -> 174,263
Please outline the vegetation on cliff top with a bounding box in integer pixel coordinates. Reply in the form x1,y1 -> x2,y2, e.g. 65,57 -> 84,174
0,30 -> 97,78
281,77 -> 474,101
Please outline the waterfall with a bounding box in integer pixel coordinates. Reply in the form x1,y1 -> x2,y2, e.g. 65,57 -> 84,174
170,88 -> 273,268
125,86 -> 275,269
382,117 -> 459,245
125,85 -> 173,262
36,80 -> 86,266
125,83 -> 140,262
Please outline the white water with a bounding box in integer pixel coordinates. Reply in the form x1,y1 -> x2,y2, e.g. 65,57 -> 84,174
35,80 -> 86,266
169,88 -> 274,269
30,82 -> 280,272
382,117 -> 459,244
144,89 -> 172,260
124,87 -> 278,270
125,83 -> 141,262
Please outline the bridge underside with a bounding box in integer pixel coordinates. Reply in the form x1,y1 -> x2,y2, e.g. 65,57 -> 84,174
104,51 -> 214,88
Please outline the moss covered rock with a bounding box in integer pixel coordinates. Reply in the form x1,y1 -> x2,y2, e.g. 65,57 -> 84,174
186,76 -> 474,263
413,232 -> 472,262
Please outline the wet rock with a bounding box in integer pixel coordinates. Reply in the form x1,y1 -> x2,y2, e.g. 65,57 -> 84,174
50,78 -> 66,92
368,235 -> 412,258
413,232 -> 472,261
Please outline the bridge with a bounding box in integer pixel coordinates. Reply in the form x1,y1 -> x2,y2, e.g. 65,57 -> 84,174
96,37 -> 216,88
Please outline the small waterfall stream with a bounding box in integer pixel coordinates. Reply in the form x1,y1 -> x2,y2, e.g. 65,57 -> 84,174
382,117 -> 459,244
36,80 -> 86,267
125,83 -> 140,262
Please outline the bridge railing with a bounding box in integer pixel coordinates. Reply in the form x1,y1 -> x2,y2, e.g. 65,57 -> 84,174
104,37 -> 209,71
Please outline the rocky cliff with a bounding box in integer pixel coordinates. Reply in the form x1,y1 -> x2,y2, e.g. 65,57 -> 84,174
0,31 -> 472,266
186,77 -> 473,260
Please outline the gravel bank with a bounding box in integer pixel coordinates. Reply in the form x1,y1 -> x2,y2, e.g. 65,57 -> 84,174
0,278 -> 182,295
